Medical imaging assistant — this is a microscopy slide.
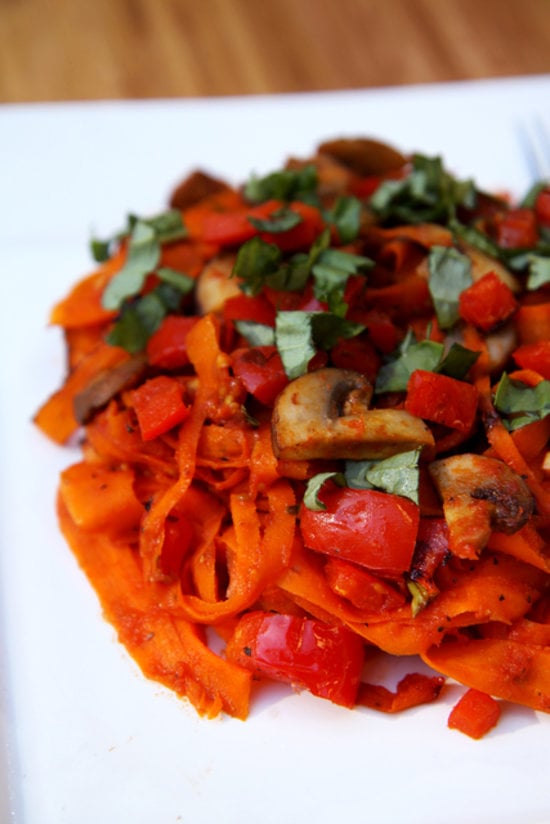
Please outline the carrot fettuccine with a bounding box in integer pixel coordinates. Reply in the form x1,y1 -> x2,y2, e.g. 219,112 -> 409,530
36,138 -> 550,734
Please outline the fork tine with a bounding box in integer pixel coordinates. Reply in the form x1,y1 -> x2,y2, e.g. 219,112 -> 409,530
517,115 -> 550,183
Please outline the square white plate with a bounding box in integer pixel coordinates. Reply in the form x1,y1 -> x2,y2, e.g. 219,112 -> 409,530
2,76 -> 550,824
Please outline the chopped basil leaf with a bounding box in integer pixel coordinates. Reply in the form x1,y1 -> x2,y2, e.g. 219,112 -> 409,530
275,310 -> 364,379
90,237 -> 112,263
247,206 -> 303,233
438,342 -> 480,379
155,267 -> 195,294
233,236 -> 283,295
107,283 -> 185,354
244,165 -> 318,204
326,196 -> 362,243
449,218 -> 501,258
303,472 -> 344,511
376,332 -> 478,393
344,460 -> 375,490
107,290 -> 166,353
376,333 -> 443,393
312,247 -> 372,315
234,320 -> 275,347
370,154 -> 477,225
364,449 -> 421,504
154,282 -> 187,312
102,221 -> 161,310
311,313 -> 365,351
494,373 -> 550,431
345,449 -> 421,503
268,255 -> 313,293
428,245 -> 472,329
275,311 -> 316,379
138,209 -> 187,244
234,229 -> 370,307
92,209 -> 187,265
526,254 -> 550,290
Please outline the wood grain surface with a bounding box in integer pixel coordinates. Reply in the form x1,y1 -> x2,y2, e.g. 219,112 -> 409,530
1,0 -> 549,103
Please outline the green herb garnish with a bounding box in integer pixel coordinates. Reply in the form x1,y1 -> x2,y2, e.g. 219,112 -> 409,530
428,245 -> 472,329
494,373 -> 550,431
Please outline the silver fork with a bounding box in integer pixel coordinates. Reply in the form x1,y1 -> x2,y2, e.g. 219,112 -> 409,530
516,115 -> 550,185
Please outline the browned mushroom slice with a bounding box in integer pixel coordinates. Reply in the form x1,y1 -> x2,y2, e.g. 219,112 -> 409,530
271,367 -> 434,460
195,255 -> 241,314
460,242 -> 520,292
317,137 -> 407,177
73,353 -> 148,425
169,170 -> 231,211
429,453 -> 535,559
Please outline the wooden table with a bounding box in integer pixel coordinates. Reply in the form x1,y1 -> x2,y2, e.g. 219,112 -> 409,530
1,0 -> 549,103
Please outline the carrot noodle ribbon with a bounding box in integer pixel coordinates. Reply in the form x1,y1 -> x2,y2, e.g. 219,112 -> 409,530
139,314 -> 227,582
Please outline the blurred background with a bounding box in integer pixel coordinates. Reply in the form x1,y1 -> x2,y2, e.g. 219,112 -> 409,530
1,0 -> 549,103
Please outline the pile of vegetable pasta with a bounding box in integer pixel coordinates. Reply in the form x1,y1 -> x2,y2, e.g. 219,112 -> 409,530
35,137 -> 550,739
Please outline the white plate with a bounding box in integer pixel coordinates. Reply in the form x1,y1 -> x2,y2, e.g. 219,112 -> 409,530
1,76 -> 550,824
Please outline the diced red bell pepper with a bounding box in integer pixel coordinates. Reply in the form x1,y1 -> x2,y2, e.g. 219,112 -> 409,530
535,187 -> 550,228
131,375 -> 190,441
259,201 -> 325,252
300,484 -> 419,578
492,207 -> 539,248
364,310 -> 400,354
513,341 -> 550,380
324,557 -> 406,612
199,199 -> 324,251
458,271 -> 518,332
405,370 -> 479,433
358,672 -> 445,714
223,293 -> 276,327
330,334 -> 381,382
146,315 -> 199,370
225,611 -> 365,708
447,688 -> 501,739
198,199 -> 277,246
231,346 -> 289,405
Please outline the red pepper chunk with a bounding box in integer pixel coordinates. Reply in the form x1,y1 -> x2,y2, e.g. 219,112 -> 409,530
231,346 -> 289,405
146,315 -> 199,369
131,376 -> 190,441
405,370 -> 478,433
324,557 -> 406,612
513,341 -> 550,381
448,688 -> 501,739
225,611 -> 365,708
199,199 -> 324,252
358,672 -> 445,714
223,293 -> 276,327
300,485 -> 419,578
493,207 -> 539,249
458,271 -> 518,332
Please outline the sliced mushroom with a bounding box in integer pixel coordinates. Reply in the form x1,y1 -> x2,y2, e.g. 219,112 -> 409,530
446,321 -> 517,375
459,242 -> 520,292
74,353 -> 148,425
169,170 -> 230,211
317,137 -> 407,177
271,367 -> 434,460
429,453 -> 535,559
195,254 -> 241,314
484,323 -> 518,373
